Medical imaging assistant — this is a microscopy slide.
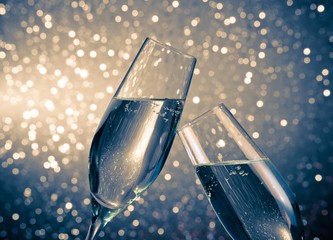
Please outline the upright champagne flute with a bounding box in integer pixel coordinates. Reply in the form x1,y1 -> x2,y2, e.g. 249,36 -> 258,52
178,103 -> 304,240
85,38 -> 196,239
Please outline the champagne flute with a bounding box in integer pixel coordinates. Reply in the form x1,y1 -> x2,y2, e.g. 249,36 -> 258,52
178,103 -> 304,240
85,38 -> 196,239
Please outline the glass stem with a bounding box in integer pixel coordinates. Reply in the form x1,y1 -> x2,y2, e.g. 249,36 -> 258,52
85,215 -> 106,240
85,198 -> 123,240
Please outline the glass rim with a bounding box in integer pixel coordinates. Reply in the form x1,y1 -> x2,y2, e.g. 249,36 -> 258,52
145,37 -> 197,61
178,103 -> 230,132
114,37 -> 196,100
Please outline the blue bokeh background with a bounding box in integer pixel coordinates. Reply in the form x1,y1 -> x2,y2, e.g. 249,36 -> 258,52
0,0 -> 332,239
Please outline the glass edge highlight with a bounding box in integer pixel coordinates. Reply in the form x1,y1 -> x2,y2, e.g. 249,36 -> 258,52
145,37 -> 197,61
177,102 -> 228,133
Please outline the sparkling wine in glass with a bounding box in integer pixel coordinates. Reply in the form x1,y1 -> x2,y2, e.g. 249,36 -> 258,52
178,103 -> 304,240
85,38 -> 196,239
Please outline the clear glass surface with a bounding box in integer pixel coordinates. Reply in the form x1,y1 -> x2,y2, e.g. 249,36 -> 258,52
178,103 -> 304,240
85,37 -> 196,239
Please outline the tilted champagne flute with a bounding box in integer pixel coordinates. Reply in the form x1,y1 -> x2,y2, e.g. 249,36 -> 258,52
85,38 -> 196,239
178,103 -> 304,240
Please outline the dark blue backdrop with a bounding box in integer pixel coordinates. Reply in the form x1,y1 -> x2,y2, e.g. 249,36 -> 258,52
0,0 -> 332,239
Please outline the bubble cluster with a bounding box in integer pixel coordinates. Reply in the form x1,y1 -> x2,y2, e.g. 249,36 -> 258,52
0,0 -> 332,239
